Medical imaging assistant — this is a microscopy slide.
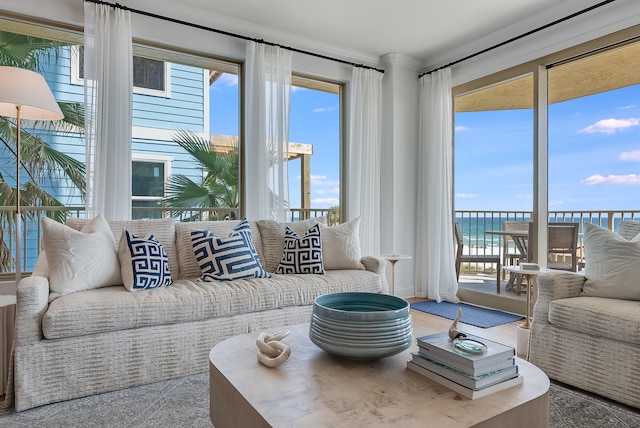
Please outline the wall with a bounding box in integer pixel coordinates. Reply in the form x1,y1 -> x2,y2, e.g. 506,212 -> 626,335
380,53 -> 421,298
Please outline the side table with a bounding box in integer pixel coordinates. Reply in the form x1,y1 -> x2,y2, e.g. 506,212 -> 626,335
381,254 -> 412,296
502,266 -> 548,358
0,295 -> 16,396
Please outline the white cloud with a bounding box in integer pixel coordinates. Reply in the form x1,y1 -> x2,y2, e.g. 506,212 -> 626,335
310,175 -> 339,186
578,117 -> 640,134
621,105 -> 637,110
315,187 -> 340,195
581,174 -> 640,185
311,197 -> 339,207
549,200 -> 565,207
455,193 -> 477,198
455,126 -> 469,132
313,105 -> 337,113
620,150 -> 640,161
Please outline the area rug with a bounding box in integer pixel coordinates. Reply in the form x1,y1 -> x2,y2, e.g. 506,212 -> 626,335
410,300 -> 524,328
1,373 -> 638,427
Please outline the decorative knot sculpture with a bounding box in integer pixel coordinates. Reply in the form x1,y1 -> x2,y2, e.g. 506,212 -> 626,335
256,329 -> 291,368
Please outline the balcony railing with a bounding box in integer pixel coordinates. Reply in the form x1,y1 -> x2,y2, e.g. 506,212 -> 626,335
455,209 -> 640,275
0,206 -> 337,277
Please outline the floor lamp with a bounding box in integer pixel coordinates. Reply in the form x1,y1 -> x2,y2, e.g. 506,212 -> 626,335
0,66 -> 63,285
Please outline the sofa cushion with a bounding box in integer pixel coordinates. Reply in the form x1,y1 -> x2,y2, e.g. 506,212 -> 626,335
618,220 -> 640,240
43,215 -> 121,298
67,217 -> 179,280
257,217 -> 326,273
175,220 -> 265,279
581,222 -> 640,300
42,270 -> 384,339
191,229 -> 270,281
319,217 -> 365,270
276,224 -> 325,274
118,229 -> 173,291
548,296 -> 640,345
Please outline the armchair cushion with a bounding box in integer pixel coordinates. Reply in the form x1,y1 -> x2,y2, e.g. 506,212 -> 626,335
580,223 -> 640,300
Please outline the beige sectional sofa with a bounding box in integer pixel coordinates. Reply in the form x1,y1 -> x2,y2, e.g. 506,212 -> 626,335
10,216 -> 387,411
529,221 -> 640,409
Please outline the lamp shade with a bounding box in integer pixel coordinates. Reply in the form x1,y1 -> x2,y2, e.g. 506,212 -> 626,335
0,66 -> 63,120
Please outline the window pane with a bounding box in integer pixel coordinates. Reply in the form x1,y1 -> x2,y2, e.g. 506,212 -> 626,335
133,56 -> 165,90
548,41 -> 640,221
289,79 -> 341,223
454,75 -> 533,275
132,161 -> 165,197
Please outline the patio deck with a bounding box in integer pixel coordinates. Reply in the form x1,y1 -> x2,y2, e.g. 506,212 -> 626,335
456,272 -> 529,317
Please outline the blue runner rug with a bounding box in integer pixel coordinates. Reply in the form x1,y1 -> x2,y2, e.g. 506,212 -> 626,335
410,301 -> 524,328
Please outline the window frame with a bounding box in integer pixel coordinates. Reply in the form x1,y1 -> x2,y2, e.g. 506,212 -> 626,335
70,46 -> 172,97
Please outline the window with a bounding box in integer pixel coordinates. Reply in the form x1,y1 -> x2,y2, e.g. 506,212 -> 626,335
131,155 -> 172,219
288,77 -> 342,223
72,46 -> 171,96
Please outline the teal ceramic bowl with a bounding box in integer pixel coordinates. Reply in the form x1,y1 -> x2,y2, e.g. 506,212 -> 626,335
312,292 -> 410,322
309,292 -> 413,360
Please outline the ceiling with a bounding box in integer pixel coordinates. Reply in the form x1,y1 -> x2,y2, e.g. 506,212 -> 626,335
131,0 -> 598,66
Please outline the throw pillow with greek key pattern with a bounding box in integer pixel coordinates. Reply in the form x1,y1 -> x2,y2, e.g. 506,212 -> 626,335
276,224 -> 325,274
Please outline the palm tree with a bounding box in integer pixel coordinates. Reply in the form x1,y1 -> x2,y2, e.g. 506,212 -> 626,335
163,130 -> 239,220
0,30 -> 86,271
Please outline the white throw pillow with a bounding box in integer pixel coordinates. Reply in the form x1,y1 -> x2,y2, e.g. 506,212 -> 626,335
43,215 -> 122,297
319,217 -> 365,270
618,221 -> 640,241
581,222 -> 640,300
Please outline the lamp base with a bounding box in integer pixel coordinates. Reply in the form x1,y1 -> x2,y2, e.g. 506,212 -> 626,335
517,324 -> 530,358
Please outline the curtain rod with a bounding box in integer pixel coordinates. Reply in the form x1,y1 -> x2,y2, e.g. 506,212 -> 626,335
419,0 -> 617,78
83,0 -> 385,74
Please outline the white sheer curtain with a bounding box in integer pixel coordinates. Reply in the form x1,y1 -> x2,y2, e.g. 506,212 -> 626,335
245,41 -> 292,221
347,67 -> 383,256
84,3 -> 133,220
415,68 -> 459,302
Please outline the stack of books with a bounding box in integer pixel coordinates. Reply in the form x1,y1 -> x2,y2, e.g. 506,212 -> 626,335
407,331 -> 523,399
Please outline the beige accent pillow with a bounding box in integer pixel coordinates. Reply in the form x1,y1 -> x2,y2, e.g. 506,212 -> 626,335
43,215 -> 121,297
67,217 -> 178,279
319,217 -> 365,270
581,222 -> 640,300
618,221 -> 640,241
257,217 -> 327,273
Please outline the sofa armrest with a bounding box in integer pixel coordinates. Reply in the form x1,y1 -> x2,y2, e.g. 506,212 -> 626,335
15,274 -> 49,346
532,271 -> 586,324
361,255 -> 389,293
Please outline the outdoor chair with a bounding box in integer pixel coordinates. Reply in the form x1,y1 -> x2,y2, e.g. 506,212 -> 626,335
501,220 -> 531,279
454,221 -> 501,293
547,222 -> 579,271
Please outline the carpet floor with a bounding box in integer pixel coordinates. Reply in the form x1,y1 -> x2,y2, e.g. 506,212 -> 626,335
1,373 -> 639,427
410,300 -> 524,328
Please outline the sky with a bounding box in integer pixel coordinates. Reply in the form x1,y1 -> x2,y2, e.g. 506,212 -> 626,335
455,83 -> 640,212
209,73 -> 340,209
209,73 -> 640,213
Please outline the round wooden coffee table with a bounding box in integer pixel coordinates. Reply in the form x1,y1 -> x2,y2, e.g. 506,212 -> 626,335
209,323 -> 549,428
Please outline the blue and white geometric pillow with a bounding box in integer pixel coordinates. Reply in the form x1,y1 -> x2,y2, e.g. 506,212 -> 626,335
229,218 -> 261,262
276,224 -> 325,274
191,229 -> 271,281
119,229 -> 173,291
